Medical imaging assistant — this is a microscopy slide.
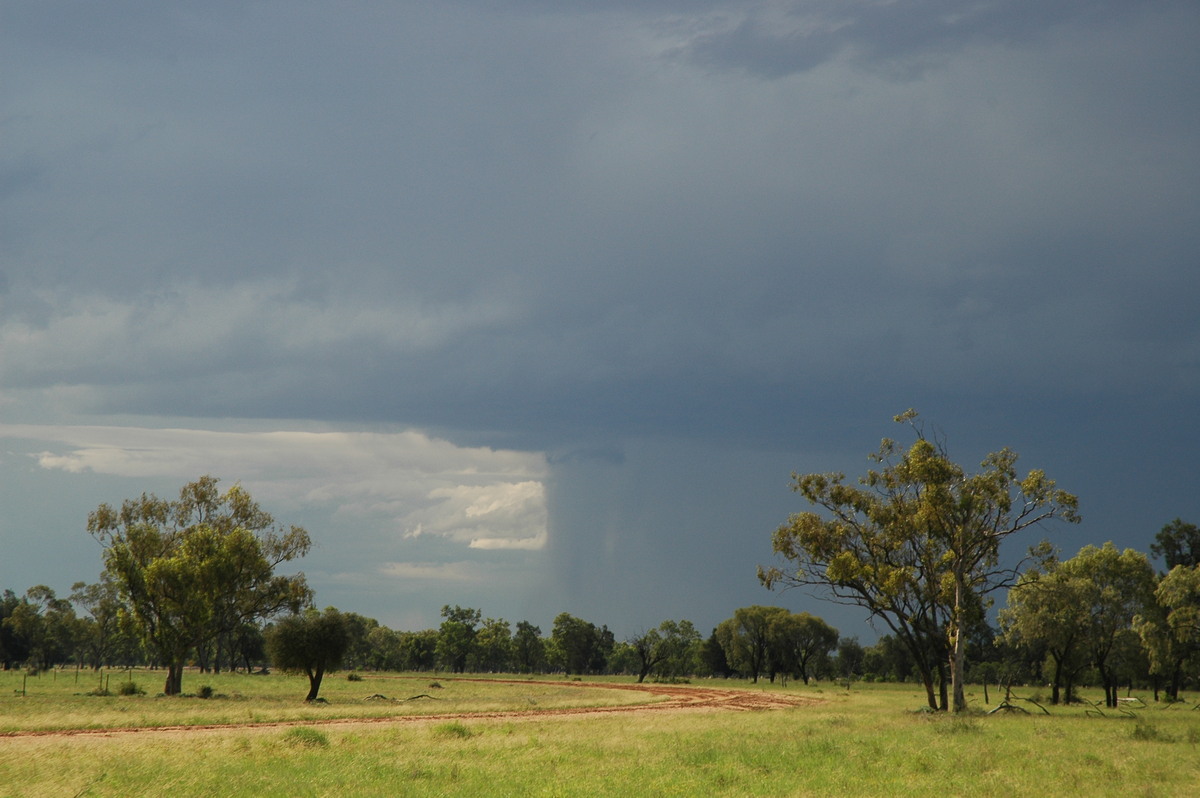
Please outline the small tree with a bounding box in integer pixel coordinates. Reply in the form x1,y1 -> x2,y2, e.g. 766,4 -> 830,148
266,608 -> 350,701
436,605 -> 481,673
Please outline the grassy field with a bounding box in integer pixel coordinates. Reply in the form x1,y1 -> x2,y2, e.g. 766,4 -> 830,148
3,669 -> 1200,797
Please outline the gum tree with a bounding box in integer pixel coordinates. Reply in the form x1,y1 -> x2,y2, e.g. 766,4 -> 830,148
88,476 -> 311,694
1136,564 -> 1200,701
761,411 -> 1079,712
1000,554 -> 1091,704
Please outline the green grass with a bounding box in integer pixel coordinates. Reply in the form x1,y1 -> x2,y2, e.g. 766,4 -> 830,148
0,668 -> 656,733
3,672 -> 1200,797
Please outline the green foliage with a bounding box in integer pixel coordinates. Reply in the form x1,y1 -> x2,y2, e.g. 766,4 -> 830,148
1005,542 -> 1155,708
1151,519 -> 1200,570
627,619 -> 702,683
549,613 -> 613,675
266,608 -> 351,702
435,605 -> 481,673
117,680 -> 144,696
197,684 -> 214,699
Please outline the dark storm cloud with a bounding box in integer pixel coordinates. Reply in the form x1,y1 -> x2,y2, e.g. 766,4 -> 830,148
1,0 -> 1198,634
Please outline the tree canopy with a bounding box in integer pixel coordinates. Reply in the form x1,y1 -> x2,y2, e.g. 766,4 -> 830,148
265,607 -> 351,701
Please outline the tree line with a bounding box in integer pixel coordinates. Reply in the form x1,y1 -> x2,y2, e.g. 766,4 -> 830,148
760,410 -> 1200,711
0,476 -> 854,698
4,414 -> 1200,710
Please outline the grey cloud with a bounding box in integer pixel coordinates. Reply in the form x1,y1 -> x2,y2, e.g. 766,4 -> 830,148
682,0 -> 1188,78
1,0 -> 1197,634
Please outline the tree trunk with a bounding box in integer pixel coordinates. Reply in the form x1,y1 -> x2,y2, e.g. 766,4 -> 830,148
1050,654 -> 1063,705
937,662 -> 949,711
164,661 -> 184,695
305,665 -> 325,701
950,568 -> 968,713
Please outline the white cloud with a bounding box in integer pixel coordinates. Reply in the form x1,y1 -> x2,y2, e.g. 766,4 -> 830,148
376,561 -> 479,582
0,423 -> 549,552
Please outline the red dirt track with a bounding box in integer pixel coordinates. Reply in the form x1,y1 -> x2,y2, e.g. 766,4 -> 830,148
0,678 -> 815,741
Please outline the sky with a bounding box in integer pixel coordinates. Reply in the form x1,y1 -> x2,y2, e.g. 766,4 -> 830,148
1,1 -> 1198,641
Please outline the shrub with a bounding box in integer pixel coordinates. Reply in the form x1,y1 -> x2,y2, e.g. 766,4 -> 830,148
197,685 -> 214,699
281,727 -> 330,748
931,715 -> 981,735
1130,722 -> 1174,743
346,672 -> 363,682
432,722 -> 476,740
117,681 -> 144,697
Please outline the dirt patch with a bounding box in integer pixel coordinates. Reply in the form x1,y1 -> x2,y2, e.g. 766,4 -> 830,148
0,679 -> 816,742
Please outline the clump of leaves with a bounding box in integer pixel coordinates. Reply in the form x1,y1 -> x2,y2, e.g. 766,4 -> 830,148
281,727 -> 330,748
117,680 -> 144,696
346,672 -> 364,682
197,685 -> 214,699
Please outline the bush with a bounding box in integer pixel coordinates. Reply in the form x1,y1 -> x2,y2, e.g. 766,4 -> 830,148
198,685 -> 214,699
432,722 -> 476,739
117,680 -> 144,697
1130,721 -> 1174,743
346,672 -> 363,682
281,727 -> 330,748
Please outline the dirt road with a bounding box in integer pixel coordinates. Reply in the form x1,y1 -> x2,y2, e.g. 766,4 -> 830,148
1,679 -> 815,741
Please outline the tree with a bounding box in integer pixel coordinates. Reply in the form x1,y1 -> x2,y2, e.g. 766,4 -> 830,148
761,410 -> 1079,711
70,577 -> 127,670
1151,519 -> 1200,570
436,605 -> 481,673
627,620 -> 701,683
768,611 -> 838,685
1136,565 -> 1200,700
473,617 -> 513,672
266,608 -> 350,701
697,629 -> 732,678
88,476 -> 312,695
1000,553 -> 1091,704
835,636 -> 865,679
7,586 -> 78,671
339,612 -> 380,671
512,621 -> 545,673
715,606 -> 787,683
549,613 -> 612,675
1067,544 -> 1156,708
862,635 -> 916,683
399,629 -> 439,671
0,590 -> 31,669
